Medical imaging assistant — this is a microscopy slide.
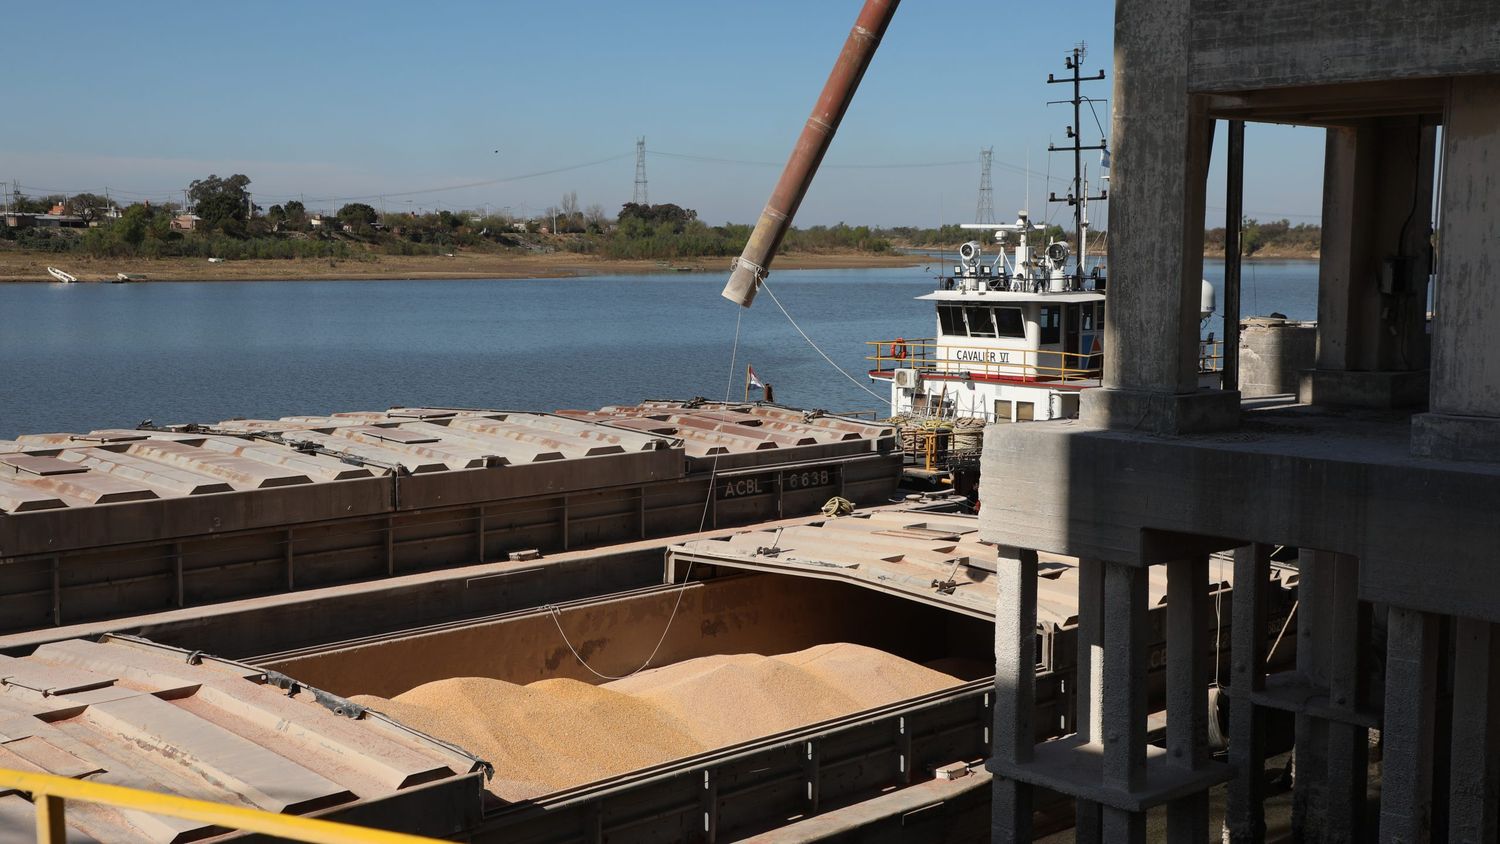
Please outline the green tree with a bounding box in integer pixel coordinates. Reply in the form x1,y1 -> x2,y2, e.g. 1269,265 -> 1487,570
1241,218 -> 1263,256
337,202 -> 379,228
189,174 -> 252,234
282,200 -> 307,228
115,204 -> 152,247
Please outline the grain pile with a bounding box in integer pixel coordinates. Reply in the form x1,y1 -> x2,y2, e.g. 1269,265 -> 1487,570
350,642 -> 960,801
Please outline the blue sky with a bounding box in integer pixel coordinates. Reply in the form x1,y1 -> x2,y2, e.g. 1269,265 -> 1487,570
2,1 -> 1325,227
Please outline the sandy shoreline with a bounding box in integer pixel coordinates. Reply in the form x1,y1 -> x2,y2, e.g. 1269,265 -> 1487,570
0,249 -> 929,283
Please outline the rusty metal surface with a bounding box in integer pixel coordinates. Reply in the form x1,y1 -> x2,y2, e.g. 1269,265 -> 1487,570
670,511 -> 1254,627
557,401 -> 895,466
0,404 -> 892,516
0,635 -> 481,843
0,402 -> 901,635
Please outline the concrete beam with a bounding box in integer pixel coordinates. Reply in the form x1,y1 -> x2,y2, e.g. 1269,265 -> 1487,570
990,546 -> 1038,843
1186,0 -> 1500,92
1165,557 -> 1211,843
1449,617 -> 1500,844
1100,0 -> 1235,434
1226,544 -> 1271,843
1101,560 -> 1149,844
1308,117 -> 1435,410
1381,606 -> 1440,843
1293,551 -> 1333,839
1075,558 -> 1105,844
977,415 -> 1500,621
1323,553 -> 1370,843
1417,75 -> 1500,460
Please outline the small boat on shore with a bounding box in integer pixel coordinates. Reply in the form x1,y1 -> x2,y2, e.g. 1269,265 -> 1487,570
115,273 -> 146,283
46,266 -> 77,283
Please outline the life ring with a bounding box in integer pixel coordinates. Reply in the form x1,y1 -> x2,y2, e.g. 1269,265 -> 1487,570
889,339 -> 909,360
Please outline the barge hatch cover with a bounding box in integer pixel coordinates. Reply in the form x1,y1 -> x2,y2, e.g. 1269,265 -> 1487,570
0,402 -> 899,634
0,634 -> 483,842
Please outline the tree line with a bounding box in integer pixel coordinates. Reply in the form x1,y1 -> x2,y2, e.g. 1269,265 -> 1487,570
5,174 -> 1319,262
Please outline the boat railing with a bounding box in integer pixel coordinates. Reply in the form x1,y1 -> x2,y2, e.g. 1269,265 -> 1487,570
904,425 -> 982,473
1198,339 -> 1224,374
867,339 -> 1102,384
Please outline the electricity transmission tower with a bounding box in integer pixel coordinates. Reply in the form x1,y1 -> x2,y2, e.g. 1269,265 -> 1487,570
974,147 -> 995,224
633,137 -> 649,205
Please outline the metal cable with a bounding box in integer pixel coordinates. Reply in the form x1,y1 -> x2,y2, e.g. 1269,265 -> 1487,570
546,307 -> 744,681
1266,599 -> 1299,664
758,277 -> 889,405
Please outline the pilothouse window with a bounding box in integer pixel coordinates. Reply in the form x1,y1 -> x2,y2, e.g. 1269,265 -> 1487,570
963,306 -> 997,338
994,307 -> 1025,338
938,305 -> 964,336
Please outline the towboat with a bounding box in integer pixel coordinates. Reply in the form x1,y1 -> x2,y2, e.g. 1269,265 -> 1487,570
870,216 -> 1107,423
868,226 -> 1221,424
46,266 -> 77,283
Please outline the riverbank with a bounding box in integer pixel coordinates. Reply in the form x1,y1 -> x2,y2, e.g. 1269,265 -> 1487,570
0,249 -> 926,283
1207,247 -> 1320,260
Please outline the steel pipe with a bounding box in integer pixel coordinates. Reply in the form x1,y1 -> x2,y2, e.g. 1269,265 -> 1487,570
721,0 -> 900,307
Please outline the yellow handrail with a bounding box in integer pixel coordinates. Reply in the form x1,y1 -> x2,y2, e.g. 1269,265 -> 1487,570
0,768 -> 447,844
866,339 -> 1102,383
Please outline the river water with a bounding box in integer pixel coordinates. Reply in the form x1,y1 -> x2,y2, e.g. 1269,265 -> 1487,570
0,259 -> 1317,438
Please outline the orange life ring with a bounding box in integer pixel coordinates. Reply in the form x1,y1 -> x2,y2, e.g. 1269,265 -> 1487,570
889,339 -> 909,360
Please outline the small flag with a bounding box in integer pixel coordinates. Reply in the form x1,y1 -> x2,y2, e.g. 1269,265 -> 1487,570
746,365 -> 766,390
1099,147 -> 1111,169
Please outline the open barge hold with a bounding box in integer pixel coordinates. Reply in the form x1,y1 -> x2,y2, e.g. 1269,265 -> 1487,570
0,504 -> 1294,842
0,401 -> 899,633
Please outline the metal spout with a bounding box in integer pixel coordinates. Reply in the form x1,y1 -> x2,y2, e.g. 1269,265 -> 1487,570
720,0 -> 900,307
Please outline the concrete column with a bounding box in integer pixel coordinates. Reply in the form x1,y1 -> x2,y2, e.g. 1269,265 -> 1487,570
1449,618 -> 1500,844
1294,551 -> 1333,838
1227,544 -> 1270,844
1101,561 -> 1148,841
1414,76 -> 1500,460
1303,117 -> 1436,409
1222,120 -> 1245,393
1324,553 -> 1370,843
1381,606 -> 1440,844
1075,557 -> 1105,844
1084,0 -> 1238,434
991,546 -> 1037,843
1166,557 -> 1211,844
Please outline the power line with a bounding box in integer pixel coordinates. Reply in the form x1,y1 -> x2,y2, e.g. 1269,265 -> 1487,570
293,153 -> 635,204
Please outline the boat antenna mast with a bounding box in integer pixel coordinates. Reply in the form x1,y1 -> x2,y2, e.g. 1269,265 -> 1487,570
1046,42 -> 1108,288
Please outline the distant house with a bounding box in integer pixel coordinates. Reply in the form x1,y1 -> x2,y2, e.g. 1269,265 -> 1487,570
3,212 -> 36,229
48,203 -> 66,216
309,215 -> 328,228
35,214 -> 85,229
170,214 -> 201,231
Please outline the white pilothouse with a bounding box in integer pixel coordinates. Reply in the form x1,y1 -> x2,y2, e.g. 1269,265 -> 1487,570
868,213 -> 1108,423
868,44 -> 1219,426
